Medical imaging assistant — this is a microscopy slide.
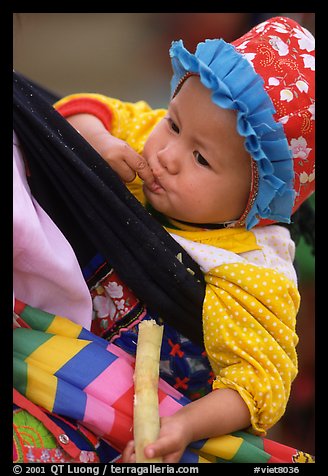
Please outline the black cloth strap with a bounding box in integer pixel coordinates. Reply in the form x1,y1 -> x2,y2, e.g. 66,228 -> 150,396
13,71 -> 205,346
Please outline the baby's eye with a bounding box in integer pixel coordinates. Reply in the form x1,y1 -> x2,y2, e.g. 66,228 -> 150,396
168,118 -> 179,133
194,151 -> 209,167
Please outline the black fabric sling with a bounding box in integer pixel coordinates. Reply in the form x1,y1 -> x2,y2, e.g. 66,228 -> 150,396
13,71 -> 205,346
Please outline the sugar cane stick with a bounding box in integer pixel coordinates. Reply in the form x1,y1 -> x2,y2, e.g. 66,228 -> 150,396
133,319 -> 164,463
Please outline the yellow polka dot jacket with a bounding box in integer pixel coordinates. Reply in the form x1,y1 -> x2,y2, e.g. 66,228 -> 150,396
55,94 -> 301,435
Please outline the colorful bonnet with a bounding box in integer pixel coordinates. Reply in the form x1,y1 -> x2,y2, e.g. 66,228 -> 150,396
169,16 -> 315,229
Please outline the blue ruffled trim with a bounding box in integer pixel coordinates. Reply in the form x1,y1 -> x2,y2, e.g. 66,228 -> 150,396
169,39 -> 295,229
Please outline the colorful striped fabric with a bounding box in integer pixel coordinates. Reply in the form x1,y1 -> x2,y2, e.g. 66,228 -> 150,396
13,301 -> 314,464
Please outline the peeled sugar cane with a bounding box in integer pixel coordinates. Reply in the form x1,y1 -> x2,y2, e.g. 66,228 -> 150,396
133,319 -> 164,463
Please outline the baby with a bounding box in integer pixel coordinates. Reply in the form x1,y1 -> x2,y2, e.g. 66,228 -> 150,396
55,16 -> 315,462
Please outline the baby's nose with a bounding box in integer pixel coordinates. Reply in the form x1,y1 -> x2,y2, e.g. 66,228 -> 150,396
157,146 -> 180,174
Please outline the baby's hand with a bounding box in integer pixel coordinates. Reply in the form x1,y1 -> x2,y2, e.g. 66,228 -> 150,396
143,415 -> 191,463
121,414 -> 191,464
90,130 -> 155,187
67,113 -> 155,190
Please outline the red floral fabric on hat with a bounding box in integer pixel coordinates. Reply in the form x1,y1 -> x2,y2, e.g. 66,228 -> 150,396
232,16 -> 315,220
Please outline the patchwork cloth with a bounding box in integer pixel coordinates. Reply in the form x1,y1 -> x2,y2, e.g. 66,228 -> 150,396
13,301 -> 314,463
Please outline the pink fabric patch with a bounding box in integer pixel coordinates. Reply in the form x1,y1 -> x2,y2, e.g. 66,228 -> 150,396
83,356 -> 134,406
159,394 -> 183,417
83,394 -> 116,436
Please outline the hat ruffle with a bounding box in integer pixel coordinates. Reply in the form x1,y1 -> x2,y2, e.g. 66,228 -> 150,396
170,39 -> 295,230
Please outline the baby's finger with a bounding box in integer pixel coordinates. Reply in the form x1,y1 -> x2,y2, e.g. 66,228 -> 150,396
134,158 -> 155,188
111,160 -> 137,183
122,150 -> 155,188
121,440 -> 136,463
144,437 -> 181,463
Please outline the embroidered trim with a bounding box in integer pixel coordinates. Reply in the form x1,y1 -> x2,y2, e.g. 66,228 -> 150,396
233,159 -> 260,227
102,301 -> 147,342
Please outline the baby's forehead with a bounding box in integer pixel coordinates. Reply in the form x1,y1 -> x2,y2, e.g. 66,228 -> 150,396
169,76 -> 212,112
170,78 -> 239,128
169,85 -> 246,161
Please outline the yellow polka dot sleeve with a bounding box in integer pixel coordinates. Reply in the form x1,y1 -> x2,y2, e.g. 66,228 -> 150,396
204,262 -> 300,435
54,93 -> 165,206
54,93 -> 166,154
110,99 -> 166,155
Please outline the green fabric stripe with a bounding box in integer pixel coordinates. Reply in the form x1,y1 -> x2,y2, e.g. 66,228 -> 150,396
212,457 -> 231,463
13,328 -> 53,360
229,439 -> 270,463
233,430 -> 265,450
20,305 -> 55,332
13,355 -> 28,396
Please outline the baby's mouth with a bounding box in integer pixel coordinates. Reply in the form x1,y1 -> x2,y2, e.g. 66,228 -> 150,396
147,176 -> 165,193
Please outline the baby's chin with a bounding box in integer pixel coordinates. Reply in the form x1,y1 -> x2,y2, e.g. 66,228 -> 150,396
143,186 -> 230,224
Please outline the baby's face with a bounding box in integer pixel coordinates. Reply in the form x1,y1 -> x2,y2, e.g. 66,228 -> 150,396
143,76 -> 251,225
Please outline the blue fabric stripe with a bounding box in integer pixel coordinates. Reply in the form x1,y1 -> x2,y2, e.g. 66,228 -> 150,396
180,448 -> 202,463
78,327 -> 109,348
55,341 -> 117,389
53,378 -> 87,421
